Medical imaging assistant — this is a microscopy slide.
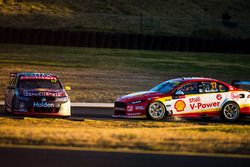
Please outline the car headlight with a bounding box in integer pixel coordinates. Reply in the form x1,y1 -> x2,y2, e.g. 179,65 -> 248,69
56,96 -> 68,102
129,100 -> 145,105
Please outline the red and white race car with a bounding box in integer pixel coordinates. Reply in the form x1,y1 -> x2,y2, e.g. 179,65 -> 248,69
113,77 -> 250,121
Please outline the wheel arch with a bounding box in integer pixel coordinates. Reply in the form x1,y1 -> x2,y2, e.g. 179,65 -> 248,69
146,100 -> 167,111
220,100 -> 240,112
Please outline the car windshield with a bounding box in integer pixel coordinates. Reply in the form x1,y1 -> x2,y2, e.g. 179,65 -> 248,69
18,79 -> 62,89
150,80 -> 182,93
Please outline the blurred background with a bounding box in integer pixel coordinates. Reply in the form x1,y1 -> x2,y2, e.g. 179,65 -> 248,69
0,0 -> 249,102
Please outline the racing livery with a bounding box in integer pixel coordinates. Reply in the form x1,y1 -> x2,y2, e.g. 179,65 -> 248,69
5,72 -> 71,117
113,77 -> 250,121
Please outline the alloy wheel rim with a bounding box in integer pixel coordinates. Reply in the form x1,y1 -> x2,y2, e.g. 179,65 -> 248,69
223,104 -> 238,120
149,102 -> 165,119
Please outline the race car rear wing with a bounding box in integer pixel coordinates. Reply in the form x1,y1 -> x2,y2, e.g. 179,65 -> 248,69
231,80 -> 250,90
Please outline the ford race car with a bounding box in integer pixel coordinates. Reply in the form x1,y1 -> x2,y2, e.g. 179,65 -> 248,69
113,77 -> 250,121
4,72 -> 71,117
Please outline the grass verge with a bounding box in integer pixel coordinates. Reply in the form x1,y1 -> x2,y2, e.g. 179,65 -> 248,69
0,116 -> 250,155
0,44 -> 249,102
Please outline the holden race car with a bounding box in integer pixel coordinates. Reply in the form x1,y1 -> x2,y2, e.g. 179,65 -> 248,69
4,72 -> 71,117
113,77 -> 250,121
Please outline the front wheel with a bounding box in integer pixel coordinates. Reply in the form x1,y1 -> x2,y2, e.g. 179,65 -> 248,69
221,102 -> 240,122
147,102 -> 166,120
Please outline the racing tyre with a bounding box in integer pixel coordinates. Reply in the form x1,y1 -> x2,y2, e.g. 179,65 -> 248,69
147,102 -> 166,120
221,102 -> 240,122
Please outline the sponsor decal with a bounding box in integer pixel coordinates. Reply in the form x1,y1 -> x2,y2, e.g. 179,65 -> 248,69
20,76 -> 57,80
211,82 -> 217,89
127,105 -> 133,112
23,90 -> 64,97
115,107 -> 125,111
33,102 -> 54,108
135,106 -> 144,110
189,97 -> 201,103
190,102 -> 220,110
178,95 -> 186,99
41,97 -> 46,102
231,92 -> 239,100
165,97 -> 172,101
174,100 -> 186,112
216,94 -> 222,100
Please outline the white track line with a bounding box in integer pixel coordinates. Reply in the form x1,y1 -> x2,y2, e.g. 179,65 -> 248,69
71,102 -> 113,108
0,101 -> 113,108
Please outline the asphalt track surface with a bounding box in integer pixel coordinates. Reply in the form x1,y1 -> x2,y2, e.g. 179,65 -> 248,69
0,105 -> 114,120
72,106 -> 113,120
0,146 -> 249,167
0,106 -> 250,167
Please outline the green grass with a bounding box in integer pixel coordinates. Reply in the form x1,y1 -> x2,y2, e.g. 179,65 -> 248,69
0,44 -> 249,74
0,44 -> 249,102
0,116 -> 250,155
0,0 -> 250,37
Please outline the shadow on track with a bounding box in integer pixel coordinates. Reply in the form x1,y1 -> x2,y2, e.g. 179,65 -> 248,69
0,105 -> 250,124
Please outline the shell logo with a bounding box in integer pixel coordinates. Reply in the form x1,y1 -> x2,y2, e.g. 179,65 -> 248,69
174,100 -> 186,112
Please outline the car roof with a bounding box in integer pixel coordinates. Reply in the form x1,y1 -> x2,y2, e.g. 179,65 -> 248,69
14,72 -> 56,77
171,77 -> 220,83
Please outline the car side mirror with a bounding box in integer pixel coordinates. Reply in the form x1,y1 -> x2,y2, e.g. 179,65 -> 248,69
175,90 -> 184,95
7,86 -> 15,89
64,86 -> 71,91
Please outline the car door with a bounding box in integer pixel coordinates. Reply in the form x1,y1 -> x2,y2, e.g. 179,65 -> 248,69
195,81 -> 228,116
170,82 -> 201,116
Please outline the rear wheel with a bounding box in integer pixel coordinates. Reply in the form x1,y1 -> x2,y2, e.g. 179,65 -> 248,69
221,102 -> 240,122
147,102 -> 166,120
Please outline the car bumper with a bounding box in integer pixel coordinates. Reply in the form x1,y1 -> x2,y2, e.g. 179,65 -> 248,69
113,103 -> 147,118
13,101 -> 71,117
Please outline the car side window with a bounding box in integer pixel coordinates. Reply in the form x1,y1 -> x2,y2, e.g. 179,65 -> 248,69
217,83 -> 228,92
200,82 -> 228,93
179,82 -> 199,95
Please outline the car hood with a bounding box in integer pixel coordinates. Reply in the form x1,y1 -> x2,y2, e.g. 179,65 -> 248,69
19,88 -> 66,97
117,91 -> 167,102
